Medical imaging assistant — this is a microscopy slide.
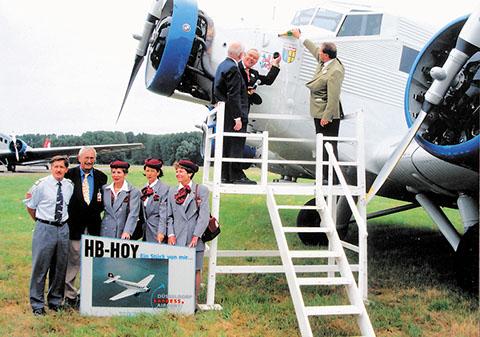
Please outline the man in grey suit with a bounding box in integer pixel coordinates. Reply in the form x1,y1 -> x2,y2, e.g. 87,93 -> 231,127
292,28 -> 345,182
167,160 -> 210,304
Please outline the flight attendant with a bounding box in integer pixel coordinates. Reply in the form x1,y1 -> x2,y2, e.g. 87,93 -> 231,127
167,160 -> 210,303
100,160 -> 141,239
139,158 -> 170,242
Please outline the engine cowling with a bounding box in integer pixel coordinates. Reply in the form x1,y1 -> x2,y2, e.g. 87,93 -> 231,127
405,15 -> 479,170
144,0 -> 214,101
9,138 -> 27,158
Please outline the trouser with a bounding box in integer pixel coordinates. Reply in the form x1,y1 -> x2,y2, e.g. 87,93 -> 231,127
314,118 -> 340,181
232,120 -> 249,180
222,133 -> 244,182
30,221 -> 69,310
64,239 -> 81,300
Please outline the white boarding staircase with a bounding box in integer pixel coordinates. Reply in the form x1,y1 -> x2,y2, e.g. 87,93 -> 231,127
199,103 -> 375,336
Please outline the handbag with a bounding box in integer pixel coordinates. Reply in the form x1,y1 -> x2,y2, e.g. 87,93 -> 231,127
195,185 -> 221,242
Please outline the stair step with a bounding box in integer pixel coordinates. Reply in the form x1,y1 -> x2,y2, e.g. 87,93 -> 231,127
282,227 -> 331,233
289,250 -> 339,258
297,277 -> 351,286
305,305 -> 361,316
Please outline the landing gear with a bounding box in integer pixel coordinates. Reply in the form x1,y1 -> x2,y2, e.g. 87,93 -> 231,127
455,223 -> 479,296
296,197 -> 351,245
7,163 -> 15,172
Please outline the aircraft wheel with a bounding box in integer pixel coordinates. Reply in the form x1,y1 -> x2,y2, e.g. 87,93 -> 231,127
296,197 -> 351,246
455,223 -> 479,296
7,163 -> 15,172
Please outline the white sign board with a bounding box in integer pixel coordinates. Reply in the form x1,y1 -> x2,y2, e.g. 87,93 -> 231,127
80,235 -> 195,316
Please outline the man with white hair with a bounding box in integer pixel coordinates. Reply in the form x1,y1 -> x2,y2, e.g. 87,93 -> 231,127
63,147 -> 107,308
213,41 -> 249,183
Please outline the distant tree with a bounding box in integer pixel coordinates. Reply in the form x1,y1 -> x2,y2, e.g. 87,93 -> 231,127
18,131 -> 202,165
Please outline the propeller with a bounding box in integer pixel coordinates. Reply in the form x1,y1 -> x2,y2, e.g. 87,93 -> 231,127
365,109 -> 427,203
115,0 -> 166,123
116,55 -> 145,124
366,9 -> 480,203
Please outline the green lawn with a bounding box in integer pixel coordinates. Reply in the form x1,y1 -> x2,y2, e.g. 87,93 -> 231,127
0,167 -> 477,337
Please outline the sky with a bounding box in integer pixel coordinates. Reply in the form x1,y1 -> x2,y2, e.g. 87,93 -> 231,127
0,0 -> 476,136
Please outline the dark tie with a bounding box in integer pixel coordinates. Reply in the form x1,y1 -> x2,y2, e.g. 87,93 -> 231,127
55,181 -> 63,222
175,185 -> 191,205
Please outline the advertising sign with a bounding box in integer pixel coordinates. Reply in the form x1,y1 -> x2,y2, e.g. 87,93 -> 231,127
80,235 -> 195,316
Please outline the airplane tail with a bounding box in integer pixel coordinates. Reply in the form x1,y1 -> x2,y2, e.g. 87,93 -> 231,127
42,137 -> 51,148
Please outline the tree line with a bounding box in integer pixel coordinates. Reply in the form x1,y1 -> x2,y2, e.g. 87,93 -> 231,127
19,131 -> 203,165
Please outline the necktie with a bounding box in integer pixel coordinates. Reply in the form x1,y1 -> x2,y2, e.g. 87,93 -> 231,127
82,172 -> 90,205
245,67 -> 250,82
55,181 -> 63,223
174,185 -> 191,205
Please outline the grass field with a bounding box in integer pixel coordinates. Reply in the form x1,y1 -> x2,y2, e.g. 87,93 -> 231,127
0,167 -> 478,337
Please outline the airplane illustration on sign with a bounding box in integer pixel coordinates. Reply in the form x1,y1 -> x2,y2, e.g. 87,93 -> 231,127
104,272 -> 155,301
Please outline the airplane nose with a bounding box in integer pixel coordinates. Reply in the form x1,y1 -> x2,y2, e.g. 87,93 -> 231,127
119,0 -> 215,121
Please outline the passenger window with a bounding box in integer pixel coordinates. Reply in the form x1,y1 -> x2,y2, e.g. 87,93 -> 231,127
311,9 -> 343,32
337,14 -> 382,37
291,8 -> 316,26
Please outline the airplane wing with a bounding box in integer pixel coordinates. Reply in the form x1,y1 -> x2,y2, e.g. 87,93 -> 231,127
0,143 -> 143,162
109,288 -> 138,301
137,274 -> 155,288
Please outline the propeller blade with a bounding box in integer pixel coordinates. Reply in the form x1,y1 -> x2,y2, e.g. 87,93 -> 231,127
366,109 -> 427,203
116,54 -> 145,124
11,134 -> 19,161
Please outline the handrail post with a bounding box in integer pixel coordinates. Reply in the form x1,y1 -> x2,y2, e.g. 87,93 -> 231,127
261,131 -> 269,187
315,133 -> 324,213
356,109 -> 368,301
205,103 -> 225,306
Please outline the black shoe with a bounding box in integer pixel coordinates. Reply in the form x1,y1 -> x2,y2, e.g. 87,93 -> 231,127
221,178 -> 232,184
32,308 -> 46,316
232,177 -> 257,185
48,304 -> 63,312
64,296 -> 79,310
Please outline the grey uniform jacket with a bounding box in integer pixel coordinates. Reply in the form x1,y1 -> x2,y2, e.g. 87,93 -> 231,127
100,181 -> 141,238
303,38 -> 345,121
167,183 -> 210,252
141,181 -> 169,242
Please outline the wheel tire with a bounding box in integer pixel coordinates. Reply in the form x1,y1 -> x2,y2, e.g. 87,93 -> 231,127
455,223 -> 479,296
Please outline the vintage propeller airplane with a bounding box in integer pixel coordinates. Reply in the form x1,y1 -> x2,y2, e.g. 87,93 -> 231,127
118,0 -> 479,289
0,132 -> 144,172
104,272 -> 155,301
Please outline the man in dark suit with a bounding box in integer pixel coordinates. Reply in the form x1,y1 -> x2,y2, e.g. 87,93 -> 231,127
236,48 -> 281,183
64,147 -> 107,308
213,41 -> 249,183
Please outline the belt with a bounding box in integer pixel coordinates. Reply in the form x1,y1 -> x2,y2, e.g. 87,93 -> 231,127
36,218 -> 67,227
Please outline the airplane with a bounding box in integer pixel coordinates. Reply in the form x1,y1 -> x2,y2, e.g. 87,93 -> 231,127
118,1 -> 479,290
104,272 -> 155,301
0,132 -> 144,172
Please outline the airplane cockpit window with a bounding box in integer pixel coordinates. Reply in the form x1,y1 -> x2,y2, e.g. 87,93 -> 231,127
337,14 -> 382,37
0,137 -> 3,142
311,9 -> 343,32
291,8 -> 316,26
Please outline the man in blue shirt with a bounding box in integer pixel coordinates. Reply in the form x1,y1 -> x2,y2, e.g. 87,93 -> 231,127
25,155 -> 74,316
